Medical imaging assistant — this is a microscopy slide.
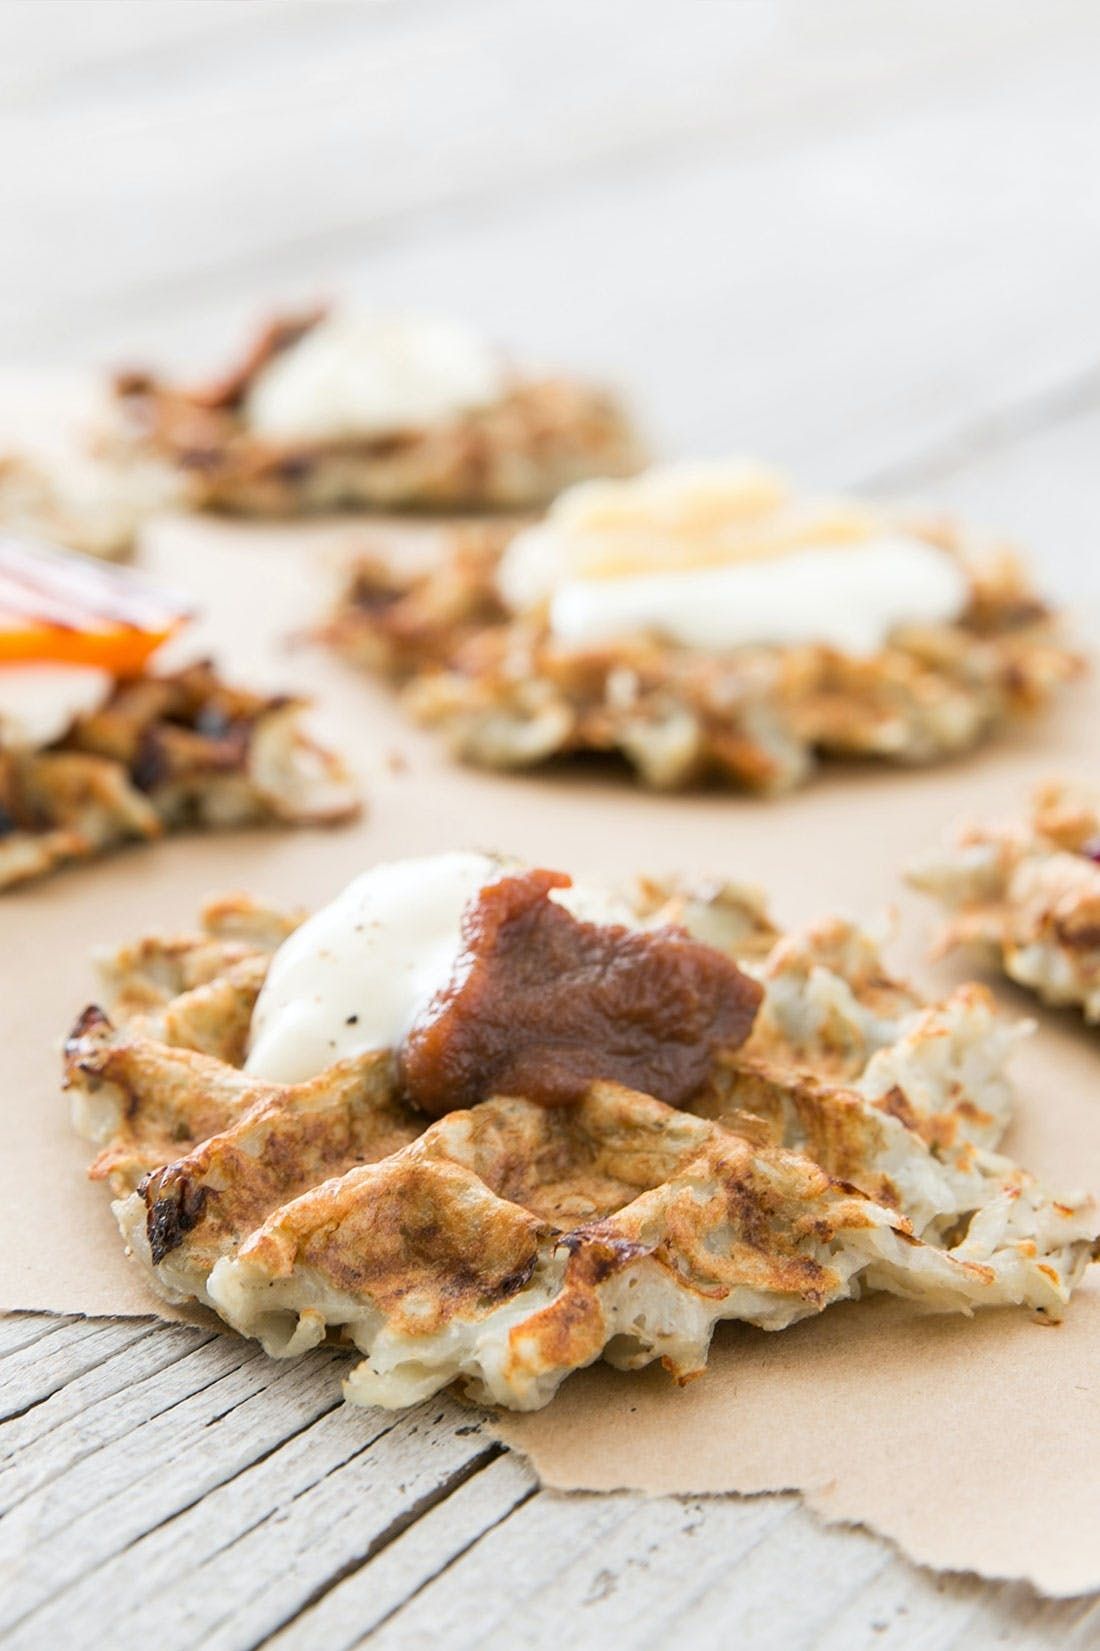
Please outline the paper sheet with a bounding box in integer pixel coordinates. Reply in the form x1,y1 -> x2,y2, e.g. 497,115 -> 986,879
2,517 -> 1097,1592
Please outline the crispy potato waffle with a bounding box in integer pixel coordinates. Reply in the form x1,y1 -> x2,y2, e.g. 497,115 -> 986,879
104,310 -> 642,518
65,877 -> 1097,1412
910,781 -> 1100,1021
325,525 -> 1080,792
0,661 -> 358,889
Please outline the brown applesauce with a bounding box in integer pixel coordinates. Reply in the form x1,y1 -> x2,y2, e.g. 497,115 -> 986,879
399,867 -> 762,1117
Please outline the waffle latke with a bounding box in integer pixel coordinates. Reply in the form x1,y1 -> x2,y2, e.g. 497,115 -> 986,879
104,309 -> 642,518
65,876 -> 1097,1412
911,780 -> 1100,1022
326,521 -> 1080,793
0,661 -> 358,889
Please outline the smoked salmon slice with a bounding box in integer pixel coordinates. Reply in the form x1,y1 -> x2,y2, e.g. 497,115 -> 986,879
0,536 -> 191,674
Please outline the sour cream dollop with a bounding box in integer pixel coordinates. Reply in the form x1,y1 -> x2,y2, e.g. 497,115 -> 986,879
244,851 -> 636,1085
0,663 -> 112,749
496,461 -> 970,656
245,312 -> 509,442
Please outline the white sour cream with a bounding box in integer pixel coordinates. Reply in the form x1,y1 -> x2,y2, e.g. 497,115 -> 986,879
0,663 -> 112,749
245,851 -> 635,1085
496,461 -> 970,656
544,537 -> 968,654
245,311 -> 508,442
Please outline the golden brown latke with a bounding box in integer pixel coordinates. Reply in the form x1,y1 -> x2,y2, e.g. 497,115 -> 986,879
65,879 -> 1097,1412
0,662 -> 358,889
104,308 -> 642,518
325,526 -> 1080,792
911,780 -> 1100,1022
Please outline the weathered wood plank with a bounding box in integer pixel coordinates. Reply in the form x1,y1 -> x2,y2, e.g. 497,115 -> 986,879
0,1323 -> 214,1505
4,38 -> 1097,526
1,1337 -> 331,1626
875,404 -> 1100,603
264,1452 -> 537,1651
8,1393 -> 511,1651
0,1317 -> 157,1421
358,1490 -> 827,1650
810,1564 -> 1100,1651
1,0 -> 1095,393
0,1312 -> 76,1359
0,1 -> 341,104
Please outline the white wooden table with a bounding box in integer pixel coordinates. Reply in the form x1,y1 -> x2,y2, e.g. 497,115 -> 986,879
3,4 -> 1100,1645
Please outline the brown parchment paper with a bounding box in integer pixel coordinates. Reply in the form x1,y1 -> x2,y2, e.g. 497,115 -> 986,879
2,516 -> 1098,1593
